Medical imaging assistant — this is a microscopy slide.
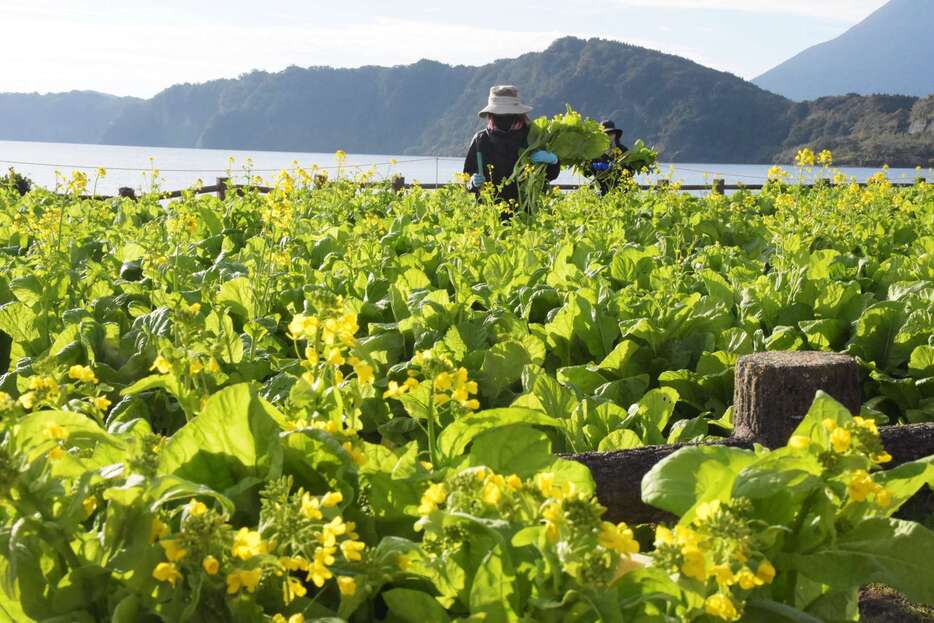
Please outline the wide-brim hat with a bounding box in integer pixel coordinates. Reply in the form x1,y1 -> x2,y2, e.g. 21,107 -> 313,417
602,120 -> 623,137
478,85 -> 534,118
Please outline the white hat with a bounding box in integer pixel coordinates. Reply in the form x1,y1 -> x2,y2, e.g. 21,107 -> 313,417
478,85 -> 534,118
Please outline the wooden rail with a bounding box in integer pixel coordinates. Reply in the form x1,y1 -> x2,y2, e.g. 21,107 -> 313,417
568,351 -> 934,524
86,175 -> 927,201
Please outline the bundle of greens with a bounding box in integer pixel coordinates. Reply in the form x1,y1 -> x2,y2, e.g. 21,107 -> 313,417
620,139 -> 658,173
509,106 -> 610,213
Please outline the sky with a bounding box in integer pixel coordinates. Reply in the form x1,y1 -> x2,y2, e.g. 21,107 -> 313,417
0,0 -> 890,99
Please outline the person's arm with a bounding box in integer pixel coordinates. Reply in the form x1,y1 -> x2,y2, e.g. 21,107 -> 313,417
464,134 -> 485,191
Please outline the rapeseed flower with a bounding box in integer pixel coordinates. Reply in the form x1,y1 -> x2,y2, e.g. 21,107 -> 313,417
226,568 -> 262,594
68,365 -> 98,384
232,528 -> 267,560
704,593 -> 740,621
418,483 -> 448,515
202,555 -> 220,575
153,562 -> 182,587
338,576 -> 357,596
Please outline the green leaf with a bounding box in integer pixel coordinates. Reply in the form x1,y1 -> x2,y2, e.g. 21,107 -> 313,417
784,518 -> 934,605
157,384 -> 284,494
598,429 -> 644,452
383,589 -> 450,623
480,341 -> 531,402
217,277 -> 257,321
469,425 -> 553,478
437,408 -> 559,459
641,445 -> 756,517
874,456 -> 934,515
469,545 -> 517,623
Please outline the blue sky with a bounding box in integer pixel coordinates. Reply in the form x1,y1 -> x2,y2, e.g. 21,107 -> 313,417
0,0 -> 888,98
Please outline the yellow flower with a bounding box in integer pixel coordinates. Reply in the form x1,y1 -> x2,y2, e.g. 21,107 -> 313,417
284,576 -> 307,603
47,446 -> 65,461
830,428 -> 851,453
418,482 -> 448,515
83,496 -> 98,516
462,399 -> 480,410
704,593 -> 740,621
710,564 -> 736,586
68,365 -> 98,384
756,560 -> 776,584
342,441 -> 366,466
232,528 -> 267,560
354,361 -> 374,385
46,422 -> 68,440
598,521 -> 640,556
680,546 -> 706,581
288,314 -> 319,340
795,148 -> 816,168
433,393 -> 451,406
505,474 -> 523,492
0,391 -> 13,411
396,554 -> 411,571
818,149 -> 833,167
189,358 -> 204,374
853,416 -> 879,435
822,418 -> 837,432
202,555 -> 220,575
383,381 -> 407,399
847,469 -> 878,502
160,539 -> 188,562
151,355 -> 172,374
536,472 -> 557,497
321,491 -> 343,508
654,525 -> 674,546
18,392 -> 36,410
92,396 -> 112,411
736,567 -> 764,590
875,487 -> 892,507
150,517 -> 169,542
695,499 -> 721,522
340,539 -> 365,562
186,499 -> 208,517
326,347 -> 345,367
482,481 -> 502,506
226,568 -> 263,594
788,435 -> 811,450
307,547 -> 336,587
434,372 -> 453,391
153,562 -> 182,587
338,575 -> 357,596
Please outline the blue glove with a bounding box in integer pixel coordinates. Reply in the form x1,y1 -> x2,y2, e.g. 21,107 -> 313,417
469,173 -> 485,189
591,161 -> 611,172
530,150 -> 558,165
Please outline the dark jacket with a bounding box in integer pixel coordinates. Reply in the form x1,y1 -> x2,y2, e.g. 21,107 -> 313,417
463,125 -> 560,203
583,142 -> 632,195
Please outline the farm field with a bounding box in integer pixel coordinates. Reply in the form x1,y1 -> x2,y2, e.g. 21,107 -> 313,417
0,169 -> 933,622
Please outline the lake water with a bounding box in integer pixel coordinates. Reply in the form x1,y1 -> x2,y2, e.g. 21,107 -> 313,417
0,140 -> 929,196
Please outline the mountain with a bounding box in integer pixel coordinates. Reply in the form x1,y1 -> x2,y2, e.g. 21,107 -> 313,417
0,91 -> 139,144
0,37 -> 931,166
95,38 -> 791,163
754,0 -> 934,101
775,94 -> 934,167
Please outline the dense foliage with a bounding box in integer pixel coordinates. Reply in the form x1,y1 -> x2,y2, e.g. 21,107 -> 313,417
0,170 -> 932,622
3,37 -> 931,166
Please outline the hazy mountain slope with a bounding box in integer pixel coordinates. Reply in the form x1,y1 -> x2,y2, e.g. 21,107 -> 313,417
0,91 -> 139,144
754,0 -> 934,101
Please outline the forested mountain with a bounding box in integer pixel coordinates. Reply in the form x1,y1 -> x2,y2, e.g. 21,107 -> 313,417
1,37 -> 931,166
0,91 -> 138,144
754,0 -> 934,101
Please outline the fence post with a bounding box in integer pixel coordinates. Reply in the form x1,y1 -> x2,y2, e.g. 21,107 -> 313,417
391,175 -> 405,193
216,177 -> 228,201
733,351 -> 861,448
712,178 -> 725,195
117,187 -> 136,200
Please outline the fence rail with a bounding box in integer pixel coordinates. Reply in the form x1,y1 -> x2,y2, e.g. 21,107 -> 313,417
82,174 -> 928,201
568,351 -> 934,524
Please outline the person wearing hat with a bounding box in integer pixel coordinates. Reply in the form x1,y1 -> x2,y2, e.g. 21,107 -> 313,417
463,85 -> 560,207
584,120 -> 632,195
